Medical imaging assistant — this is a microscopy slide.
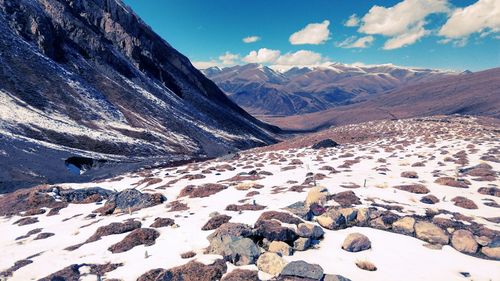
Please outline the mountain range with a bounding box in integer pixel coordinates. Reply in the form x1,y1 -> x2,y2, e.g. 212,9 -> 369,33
0,0 -> 278,190
202,63 -> 459,116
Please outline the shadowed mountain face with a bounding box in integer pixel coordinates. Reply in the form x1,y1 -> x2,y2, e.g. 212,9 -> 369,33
0,0 -> 279,190
202,63 -> 458,116
260,68 -> 500,131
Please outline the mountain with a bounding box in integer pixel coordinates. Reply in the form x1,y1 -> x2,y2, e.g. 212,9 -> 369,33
0,0 -> 279,191
261,67 -> 500,130
202,63 -> 458,116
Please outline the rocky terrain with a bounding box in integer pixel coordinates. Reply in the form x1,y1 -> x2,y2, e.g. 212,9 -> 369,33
0,116 -> 498,281
0,0 -> 279,191
202,63 -> 458,116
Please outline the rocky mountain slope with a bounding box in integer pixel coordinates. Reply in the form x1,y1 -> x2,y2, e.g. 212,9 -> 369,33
262,68 -> 500,130
0,116 -> 498,281
0,0 -> 279,191
202,63 -> 458,116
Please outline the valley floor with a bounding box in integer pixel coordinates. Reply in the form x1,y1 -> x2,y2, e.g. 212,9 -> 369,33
0,116 -> 499,281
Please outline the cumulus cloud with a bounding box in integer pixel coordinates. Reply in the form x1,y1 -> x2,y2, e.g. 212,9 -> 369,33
289,20 -> 331,45
345,14 -> 360,27
337,35 -> 375,48
439,0 -> 500,39
242,36 -> 261,43
274,50 -> 324,65
243,48 -> 281,64
219,52 -> 239,65
358,0 -> 449,49
192,60 -> 221,69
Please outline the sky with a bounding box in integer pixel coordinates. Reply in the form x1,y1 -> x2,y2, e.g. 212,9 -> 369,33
123,0 -> 500,71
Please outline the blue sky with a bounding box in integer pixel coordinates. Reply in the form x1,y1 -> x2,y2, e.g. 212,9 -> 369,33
123,0 -> 500,71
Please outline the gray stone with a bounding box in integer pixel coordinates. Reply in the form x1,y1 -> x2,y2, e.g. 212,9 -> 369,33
280,260 -> 324,280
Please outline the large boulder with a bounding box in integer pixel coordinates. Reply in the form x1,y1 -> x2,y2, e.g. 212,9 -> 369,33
451,230 -> 478,254
283,201 -> 313,221
257,211 -> 303,225
342,233 -> 371,252
280,261 -> 324,280
138,259 -> 227,281
59,187 -> 114,203
207,223 -> 253,242
481,237 -> 500,260
414,222 -> 449,245
202,214 -> 231,231
316,209 -> 346,230
95,189 -> 165,215
393,217 -> 415,235
208,236 -> 260,266
293,237 -> 312,251
269,241 -> 293,256
256,252 -> 287,277
330,191 -> 361,207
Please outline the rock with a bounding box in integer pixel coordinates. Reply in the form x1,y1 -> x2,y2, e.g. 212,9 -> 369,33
370,211 -> 399,230
451,230 -> 478,254
356,208 -> 371,225
254,220 -> 298,243
59,187 -> 114,203
339,208 -> 358,225
420,194 -> 439,204
180,251 -> 196,259
481,246 -> 500,260
138,260 -> 227,281
434,177 -> 469,188
108,228 -> 160,253
451,196 -> 478,209
150,217 -> 175,228
393,217 -> 415,234
296,223 -> 324,239
355,260 -> 377,271
312,139 -> 339,149
293,238 -> 312,251
256,252 -> 286,277
280,260 -> 324,280
39,263 -> 122,281
221,269 -> 259,281
225,203 -> 266,212
401,171 -> 418,178
208,236 -> 260,265
316,209 -> 346,230
342,233 -> 371,252
269,241 -> 293,256
305,187 -> 329,207
393,184 -> 429,194
257,211 -> 303,225
87,220 -> 142,242
414,222 -> 449,245
179,183 -> 227,198
13,217 -> 38,226
323,275 -> 352,281
207,223 -> 253,241
330,191 -> 361,207
34,232 -> 55,240
284,201 -> 313,221
477,187 -> 500,197
475,235 -> 491,246
309,203 -> 327,216
202,214 -> 231,230
95,189 -> 165,215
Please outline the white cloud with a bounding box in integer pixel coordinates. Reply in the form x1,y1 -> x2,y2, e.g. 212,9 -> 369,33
439,0 -> 500,39
192,60 -> 221,69
358,0 -> 449,49
219,52 -> 239,65
337,35 -> 375,48
243,48 -> 281,64
345,14 -> 360,27
289,20 -> 331,45
274,50 -> 324,65
242,36 -> 261,43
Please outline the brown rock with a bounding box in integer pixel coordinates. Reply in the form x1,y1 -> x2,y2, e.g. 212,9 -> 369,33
420,194 -> 439,204
393,217 -> 415,234
225,203 -> 266,211
401,171 -> 419,178
138,260 -> 227,281
434,177 -> 470,188
415,222 -> 449,245
355,260 -> 377,271
478,187 -> 500,197
86,220 -> 142,243
221,269 -> 259,281
108,228 -> 160,253
451,230 -> 478,254
179,184 -> 227,198
342,233 -> 371,252
393,184 -> 429,194
150,217 -> 175,228
330,191 -> 361,207
257,211 -> 303,225
202,214 -> 231,230
451,196 -> 478,209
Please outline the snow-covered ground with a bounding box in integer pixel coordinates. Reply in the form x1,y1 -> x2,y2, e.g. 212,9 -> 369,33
0,116 -> 498,280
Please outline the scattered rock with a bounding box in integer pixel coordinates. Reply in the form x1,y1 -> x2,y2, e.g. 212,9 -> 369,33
95,189 -> 164,215
207,223 -> 253,242
39,263 -> 122,281
108,228 -> 160,253
202,214 -> 232,230
330,191 -> 361,207
420,194 -> 439,204
323,274 -> 352,281
209,235 -> 260,265
256,252 -> 287,277
138,260 -> 227,281
257,211 -> 303,225
296,223 -> 324,239
305,187 -> 329,207
180,251 -> 196,259
434,177 -> 470,188
342,233 -> 371,252
317,209 -> 346,230
477,187 -> 500,197
293,237 -> 312,251
0,259 -> 33,278
481,246 -> 500,260
284,201 -> 313,221
13,217 -> 38,226
34,232 -> 54,240
415,222 -> 449,245
280,260 -> 324,280
87,220 -> 142,243
393,184 -> 429,194
269,241 -> 293,256
393,217 -> 415,234
225,203 -> 266,212
312,139 -> 339,149
254,220 -> 298,243
355,260 -> 377,271
451,196 -> 478,209
451,230 -> 478,254
221,269 -> 259,281
179,183 -> 227,198
339,208 -> 358,225
150,217 -> 175,228
401,171 -> 419,178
